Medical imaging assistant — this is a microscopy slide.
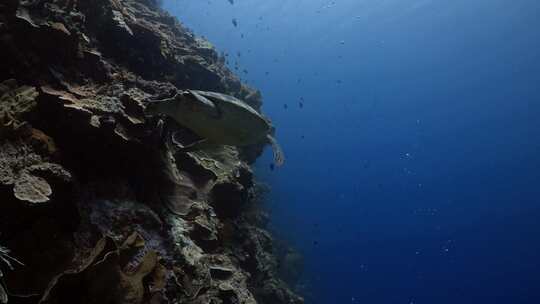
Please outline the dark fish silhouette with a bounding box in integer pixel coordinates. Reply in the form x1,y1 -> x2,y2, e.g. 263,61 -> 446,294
283,104 -> 288,109
363,161 -> 371,169
299,102 -> 304,108
270,163 -> 275,171
228,0 -> 234,4
232,18 -> 238,27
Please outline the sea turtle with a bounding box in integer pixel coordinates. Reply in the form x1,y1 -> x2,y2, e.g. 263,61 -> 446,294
145,90 -> 285,166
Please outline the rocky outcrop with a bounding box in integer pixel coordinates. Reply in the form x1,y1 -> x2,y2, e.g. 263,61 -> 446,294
0,1 -> 302,303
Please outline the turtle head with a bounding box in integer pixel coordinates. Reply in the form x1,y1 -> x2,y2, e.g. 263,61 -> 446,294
145,96 -> 177,116
145,91 -> 219,122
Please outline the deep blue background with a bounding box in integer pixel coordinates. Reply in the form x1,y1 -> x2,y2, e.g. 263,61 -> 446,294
164,1 -> 540,303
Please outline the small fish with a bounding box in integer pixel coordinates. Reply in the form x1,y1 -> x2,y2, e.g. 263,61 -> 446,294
299,102 -> 304,108
265,71 -> 269,76
228,0 -> 234,4
269,163 -> 275,171
240,33 -> 244,38
232,18 -> 238,27
243,69 -> 248,74
283,104 -> 288,109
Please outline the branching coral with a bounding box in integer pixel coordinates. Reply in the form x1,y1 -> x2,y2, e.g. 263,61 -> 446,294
0,245 -> 23,304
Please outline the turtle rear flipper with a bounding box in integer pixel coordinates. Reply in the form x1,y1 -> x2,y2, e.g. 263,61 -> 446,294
267,135 -> 285,167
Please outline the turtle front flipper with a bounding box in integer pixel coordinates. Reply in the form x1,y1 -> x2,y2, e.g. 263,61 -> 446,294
168,134 -> 220,154
186,90 -> 222,119
149,117 -> 172,148
178,138 -> 219,152
267,135 -> 285,167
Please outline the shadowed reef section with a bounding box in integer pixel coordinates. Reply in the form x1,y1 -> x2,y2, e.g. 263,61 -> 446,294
0,0 -> 302,303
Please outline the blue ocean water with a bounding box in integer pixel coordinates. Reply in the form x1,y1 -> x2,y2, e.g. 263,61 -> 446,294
164,1 -> 540,303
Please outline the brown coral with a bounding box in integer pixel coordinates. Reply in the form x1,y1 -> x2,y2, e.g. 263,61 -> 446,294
0,139 -> 71,204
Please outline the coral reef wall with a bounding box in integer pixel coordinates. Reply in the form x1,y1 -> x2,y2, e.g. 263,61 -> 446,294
0,1 -> 302,303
